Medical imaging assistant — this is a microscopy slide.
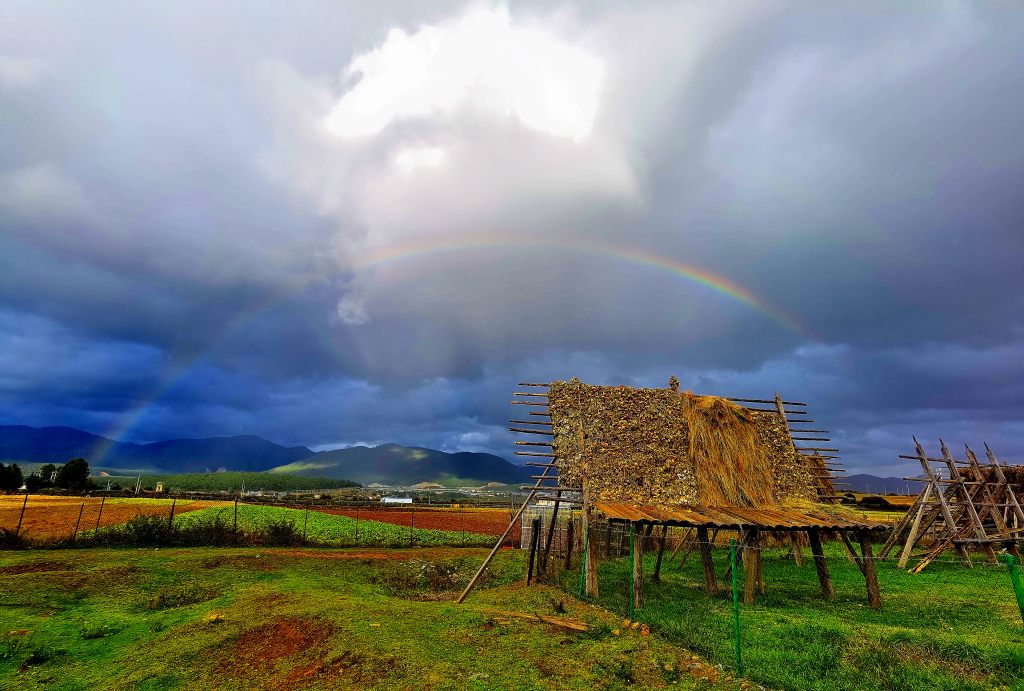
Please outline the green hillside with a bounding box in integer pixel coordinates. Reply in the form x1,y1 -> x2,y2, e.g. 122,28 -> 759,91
134,471 -> 358,492
271,443 -> 529,487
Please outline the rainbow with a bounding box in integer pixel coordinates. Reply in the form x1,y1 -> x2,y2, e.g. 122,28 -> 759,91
94,234 -> 811,456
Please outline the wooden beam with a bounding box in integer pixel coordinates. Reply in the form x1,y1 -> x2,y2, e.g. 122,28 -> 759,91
859,530 -> 882,609
896,483 -> 932,568
807,529 -> 834,599
653,526 -> 668,581
696,527 -> 718,595
632,525 -> 644,611
526,517 -> 541,585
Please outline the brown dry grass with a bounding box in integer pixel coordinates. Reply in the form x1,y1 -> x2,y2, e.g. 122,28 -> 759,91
681,392 -> 776,508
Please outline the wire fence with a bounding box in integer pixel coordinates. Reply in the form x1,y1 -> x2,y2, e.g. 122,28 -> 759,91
0,494 -> 523,549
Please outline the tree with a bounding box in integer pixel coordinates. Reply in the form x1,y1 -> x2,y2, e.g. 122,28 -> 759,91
38,464 -> 57,485
0,463 -> 23,492
55,458 -> 91,491
24,473 -> 45,492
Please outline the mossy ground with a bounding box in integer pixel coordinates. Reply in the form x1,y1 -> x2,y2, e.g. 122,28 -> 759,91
0,547 -> 723,690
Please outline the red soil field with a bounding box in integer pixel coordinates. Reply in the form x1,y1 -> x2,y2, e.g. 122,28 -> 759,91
0,496 -> 226,540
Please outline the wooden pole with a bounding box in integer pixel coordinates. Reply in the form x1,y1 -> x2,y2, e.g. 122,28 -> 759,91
526,517 -> 541,585
71,502 -> 85,545
790,533 -> 805,566
898,483 -> 933,568
631,523 -> 644,611
652,525 -> 668,581
94,496 -> 106,532
696,527 -> 718,595
14,493 -> 28,537
233,497 -> 238,544
540,492 -> 562,571
807,529 -> 834,599
457,461 -> 560,604
742,529 -> 759,604
859,530 -> 881,609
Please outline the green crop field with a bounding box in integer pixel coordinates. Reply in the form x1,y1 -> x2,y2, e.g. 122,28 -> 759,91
170,504 -> 495,548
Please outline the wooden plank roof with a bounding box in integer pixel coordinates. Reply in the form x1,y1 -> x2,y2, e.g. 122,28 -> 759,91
593,500 -> 872,530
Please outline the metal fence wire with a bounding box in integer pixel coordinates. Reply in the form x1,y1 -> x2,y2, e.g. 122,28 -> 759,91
0,494 -> 523,549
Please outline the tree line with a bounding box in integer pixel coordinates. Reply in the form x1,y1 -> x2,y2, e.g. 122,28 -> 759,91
0,458 -> 93,492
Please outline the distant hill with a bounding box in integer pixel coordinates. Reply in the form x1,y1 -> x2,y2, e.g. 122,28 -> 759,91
0,425 -> 529,487
844,474 -> 925,495
0,425 -> 312,473
271,444 -> 531,487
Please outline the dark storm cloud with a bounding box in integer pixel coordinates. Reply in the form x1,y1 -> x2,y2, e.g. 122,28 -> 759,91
0,1 -> 1021,472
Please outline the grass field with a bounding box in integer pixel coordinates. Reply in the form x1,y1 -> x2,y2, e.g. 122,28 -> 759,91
2,538 -> 1021,689
565,543 -> 1024,690
0,548 -> 721,690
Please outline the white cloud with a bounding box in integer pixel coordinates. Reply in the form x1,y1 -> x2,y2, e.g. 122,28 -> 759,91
0,56 -> 45,87
336,294 -> 370,325
325,6 -> 603,142
0,162 -> 95,223
393,146 -> 446,173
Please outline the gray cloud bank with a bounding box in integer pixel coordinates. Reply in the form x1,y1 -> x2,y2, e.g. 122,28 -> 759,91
1,1 -> 1022,474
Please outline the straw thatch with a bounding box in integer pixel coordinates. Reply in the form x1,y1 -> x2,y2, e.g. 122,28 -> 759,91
548,378 -> 818,508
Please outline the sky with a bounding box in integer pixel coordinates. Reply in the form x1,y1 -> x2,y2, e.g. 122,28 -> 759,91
1,1 -> 1022,476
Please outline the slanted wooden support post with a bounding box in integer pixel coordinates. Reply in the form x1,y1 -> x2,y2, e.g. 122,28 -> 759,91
897,483 -> 933,568
631,523 -> 644,611
696,527 -> 718,595
858,530 -> 881,609
839,531 -> 865,574
652,526 -> 668,581
807,529 -> 834,599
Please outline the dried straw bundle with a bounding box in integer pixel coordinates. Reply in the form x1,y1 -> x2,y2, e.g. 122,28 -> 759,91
681,392 -> 777,508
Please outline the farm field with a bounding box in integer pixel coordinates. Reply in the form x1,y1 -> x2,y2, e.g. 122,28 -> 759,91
0,496 -> 228,541
172,504 -> 496,547
320,506 -> 520,539
0,547 -> 723,690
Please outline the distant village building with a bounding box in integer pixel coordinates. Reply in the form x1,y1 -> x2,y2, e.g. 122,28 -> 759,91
381,496 -> 413,504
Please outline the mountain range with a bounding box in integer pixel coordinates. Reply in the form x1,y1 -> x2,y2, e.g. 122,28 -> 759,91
0,425 -> 531,487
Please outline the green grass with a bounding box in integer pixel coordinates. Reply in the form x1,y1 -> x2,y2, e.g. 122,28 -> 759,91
171,504 -> 495,547
0,548 -> 712,690
562,542 -> 1024,691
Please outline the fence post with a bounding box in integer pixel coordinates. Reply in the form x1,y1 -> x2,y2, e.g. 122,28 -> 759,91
1000,554 -> 1024,624
410,504 -> 415,547
233,498 -> 239,544
730,538 -> 744,677
71,502 -> 85,545
461,505 -> 466,546
355,505 -> 360,547
628,524 -> 636,620
578,526 -> 590,598
303,502 -> 310,544
14,493 -> 28,537
94,496 -> 106,531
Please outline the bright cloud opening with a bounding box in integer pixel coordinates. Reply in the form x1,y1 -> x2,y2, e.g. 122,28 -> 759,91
324,6 -> 603,142
393,146 -> 446,173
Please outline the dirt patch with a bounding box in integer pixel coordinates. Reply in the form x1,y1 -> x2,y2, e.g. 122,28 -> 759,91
315,507 -> 518,539
0,560 -> 74,575
221,617 -> 335,676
